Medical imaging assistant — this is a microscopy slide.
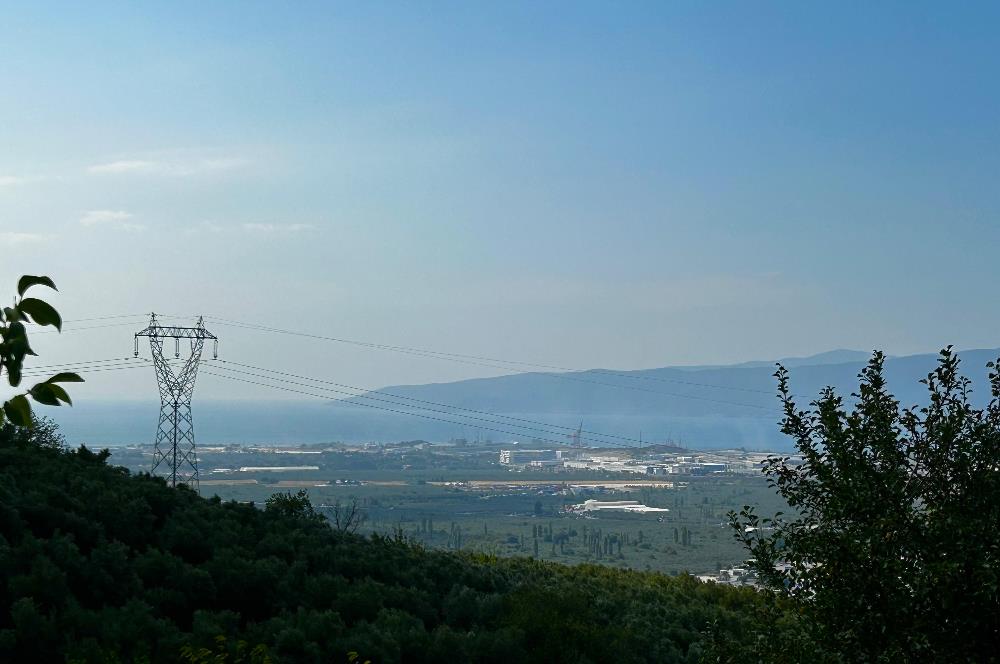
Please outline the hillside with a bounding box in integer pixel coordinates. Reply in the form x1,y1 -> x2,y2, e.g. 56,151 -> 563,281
338,347 -> 1000,449
357,348 -> 1000,416
47,348 -> 1000,450
0,436 -> 776,663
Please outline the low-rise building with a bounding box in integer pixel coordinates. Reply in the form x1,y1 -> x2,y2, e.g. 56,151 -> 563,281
237,466 -> 320,472
570,499 -> 670,513
499,449 -> 561,465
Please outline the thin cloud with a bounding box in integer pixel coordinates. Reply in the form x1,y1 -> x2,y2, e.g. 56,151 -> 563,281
87,156 -> 247,176
242,223 -> 315,234
0,231 -> 51,245
87,160 -> 158,174
182,220 -> 226,236
79,210 -> 144,231
0,175 -> 30,187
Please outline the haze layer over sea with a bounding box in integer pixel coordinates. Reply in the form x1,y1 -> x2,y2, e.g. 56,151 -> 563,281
46,400 -> 783,451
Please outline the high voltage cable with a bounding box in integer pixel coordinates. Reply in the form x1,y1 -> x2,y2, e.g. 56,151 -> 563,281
58,313 -> 197,323
38,312 -> 782,417
21,357 -> 147,371
207,363 -> 607,445
45,312 -> 780,407
33,314 -> 200,335
20,363 -> 151,379
205,316 -> 774,396
200,368 -> 577,448
18,358 -> 149,379
15,355 -> 632,449
60,314 -> 149,323
19,358 -> 156,378
204,317 -> 778,411
32,321 -> 152,335
217,359 -> 650,446
17,357 -> 214,380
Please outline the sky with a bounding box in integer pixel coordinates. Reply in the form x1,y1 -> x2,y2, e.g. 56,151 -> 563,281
2,1 -> 1000,402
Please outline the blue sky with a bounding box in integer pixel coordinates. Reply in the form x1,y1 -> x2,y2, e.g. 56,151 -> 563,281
2,2 -> 999,400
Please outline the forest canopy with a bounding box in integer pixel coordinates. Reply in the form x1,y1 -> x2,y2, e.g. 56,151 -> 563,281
0,431 -> 771,663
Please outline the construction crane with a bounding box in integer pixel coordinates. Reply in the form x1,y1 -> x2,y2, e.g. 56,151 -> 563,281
566,421 -> 584,447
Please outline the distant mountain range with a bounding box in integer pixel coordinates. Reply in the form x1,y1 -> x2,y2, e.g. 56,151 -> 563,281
338,347 -> 1000,450
714,348 -> 874,370
350,348 -> 1000,416
51,348 -> 1000,452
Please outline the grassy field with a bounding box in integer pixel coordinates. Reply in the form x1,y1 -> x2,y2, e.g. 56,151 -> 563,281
107,444 -> 787,575
204,471 -> 785,575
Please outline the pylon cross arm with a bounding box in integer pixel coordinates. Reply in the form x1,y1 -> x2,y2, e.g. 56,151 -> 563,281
135,325 -> 218,340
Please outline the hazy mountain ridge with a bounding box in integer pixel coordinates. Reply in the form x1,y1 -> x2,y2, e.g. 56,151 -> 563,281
355,348 -> 1000,417
671,349 -> 873,371
334,347 -> 1000,450
49,349 -> 1000,451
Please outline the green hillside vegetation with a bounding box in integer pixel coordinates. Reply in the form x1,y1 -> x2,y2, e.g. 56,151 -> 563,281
5,275 -> 995,661
0,430 -> 781,663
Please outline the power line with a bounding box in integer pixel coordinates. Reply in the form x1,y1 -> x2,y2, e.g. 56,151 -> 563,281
32,314 -> 199,334
217,359 -> 650,446
18,352 -> 661,448
204,317 -> 778,412
58,313 -> 197,323
20,362 -> 151,380
201,368 -> 578,448
60,314 -> 150,323
18,357 -> 215,380
212,360 -> 643,447
22,357 -> 147,371
209,363 -> 583,444
31,311 -> 781,407
32,321 -> 154,335
206,316 -> 773,394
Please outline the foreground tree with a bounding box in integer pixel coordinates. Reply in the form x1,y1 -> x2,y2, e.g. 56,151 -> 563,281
0,275 -> 82,427
729,349 -> 1000,661
0,415 -> 66,449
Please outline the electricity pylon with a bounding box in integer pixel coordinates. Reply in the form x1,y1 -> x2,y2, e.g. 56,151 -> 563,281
135,314 -> 218,492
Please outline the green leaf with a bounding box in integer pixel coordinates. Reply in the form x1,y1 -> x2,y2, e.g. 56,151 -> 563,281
28,383 -> 62,406
2,320 -> 26,341
5,360 -> 22,387
2,323 -> 36,385
45,372 -> 85,384
17,298 -> 62,331
3,394 -> 33,427
17,275 -> 57,297
45,383 -> 72,405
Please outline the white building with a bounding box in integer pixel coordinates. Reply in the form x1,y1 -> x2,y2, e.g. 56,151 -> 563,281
499,449 -> 560,465
573,500 -> 670,513
237,466 -> 320,472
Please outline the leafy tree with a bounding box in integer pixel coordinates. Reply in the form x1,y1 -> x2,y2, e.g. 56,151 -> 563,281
180,635 -> 273,663
0,275 -> 82,427
0,415 -> 66,449
326,497 -> 366,534
264,489 -> 322,522
0,428 -> 776,662
728,349 -> 1000,661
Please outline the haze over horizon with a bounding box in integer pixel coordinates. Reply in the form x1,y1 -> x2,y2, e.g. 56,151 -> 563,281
3,2 -> 1000,404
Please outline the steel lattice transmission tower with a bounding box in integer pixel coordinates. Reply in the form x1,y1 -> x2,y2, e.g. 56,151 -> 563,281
135,314 -> 218,492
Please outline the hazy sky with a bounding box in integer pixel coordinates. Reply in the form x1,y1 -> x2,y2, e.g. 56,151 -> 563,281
2,2 -> 999,401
